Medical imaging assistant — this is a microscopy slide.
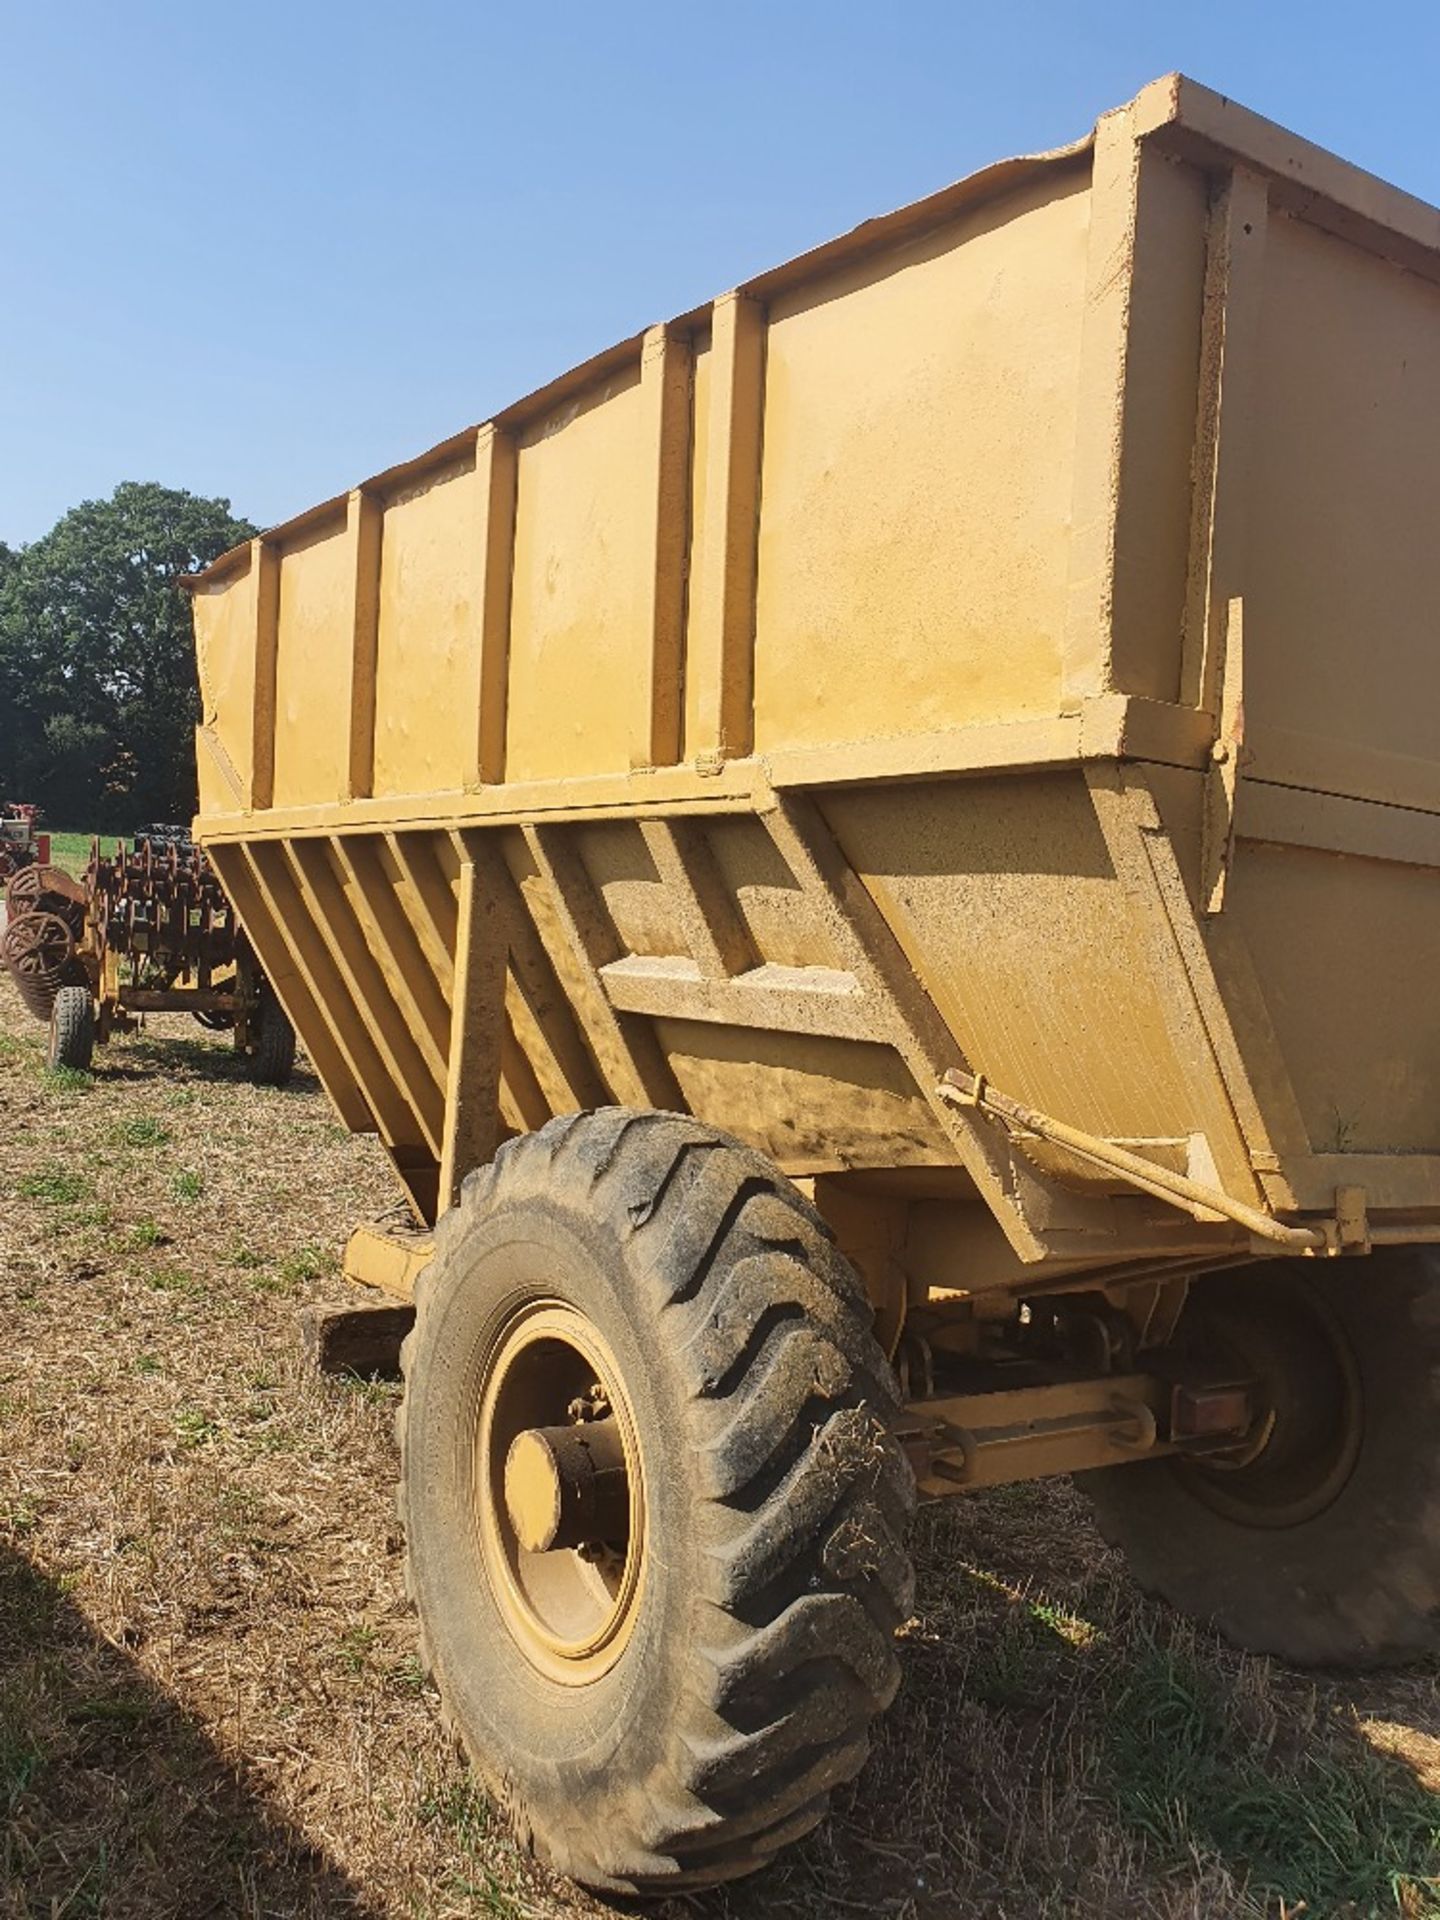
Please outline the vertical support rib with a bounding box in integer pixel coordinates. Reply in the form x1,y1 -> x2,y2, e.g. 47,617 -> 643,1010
250,538 -> 279,810
438,859 -> 507,1210
346,489 -> 383,800
1180,169 -> 1269,911
473,425 -> 519,787
688,292 -> 764,760
635,325 -> 694,770
1064,107 -> 1145,704
1181,169 -> 1270,716
1063,109 -> 1212,705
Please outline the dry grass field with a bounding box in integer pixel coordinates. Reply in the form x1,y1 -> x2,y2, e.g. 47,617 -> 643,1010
1,980 -> 1438,1918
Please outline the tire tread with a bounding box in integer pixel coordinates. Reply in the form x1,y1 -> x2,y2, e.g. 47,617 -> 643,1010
400,1106 -> 914,1890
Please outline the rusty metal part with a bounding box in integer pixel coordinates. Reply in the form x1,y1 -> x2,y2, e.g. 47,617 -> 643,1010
1,911 -> 81,1020
83,838 -> 278,1060
119,987 -> 242,1013
86,837 -> 239,985
5,863 -> 86,925
0,837 -> 284,1069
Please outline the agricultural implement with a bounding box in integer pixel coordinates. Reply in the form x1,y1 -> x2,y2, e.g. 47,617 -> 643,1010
188,76 -> 1440,1891
0,838 -> 295,1082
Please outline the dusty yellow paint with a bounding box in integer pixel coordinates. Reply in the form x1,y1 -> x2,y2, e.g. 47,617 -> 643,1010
272,513 -> 355,808
507,369 -> 648,783
191,75 -> 1440,1300
193,552 -> 258,811
373,450 -> 484,799
752,172 -> 1090,752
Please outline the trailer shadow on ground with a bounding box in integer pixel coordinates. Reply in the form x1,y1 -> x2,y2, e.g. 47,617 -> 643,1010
5,1499 -> 1435,1920
671,1490 -> 1440,1920
0,1541 -> 379,1918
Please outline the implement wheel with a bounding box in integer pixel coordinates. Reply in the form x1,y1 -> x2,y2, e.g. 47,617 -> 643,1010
1083,1256 -> 1440,1666
47,985 -> 95,1072
250,990 -> 296,1088
398,1109 -> 914,1892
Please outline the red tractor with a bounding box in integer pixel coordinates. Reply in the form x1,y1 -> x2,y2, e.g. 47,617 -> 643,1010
0,803 -> 48,884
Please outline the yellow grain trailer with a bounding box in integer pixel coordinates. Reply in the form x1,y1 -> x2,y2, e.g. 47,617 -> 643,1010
188,75 -> 1440,1890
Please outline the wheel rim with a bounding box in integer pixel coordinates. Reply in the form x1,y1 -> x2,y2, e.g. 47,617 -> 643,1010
1175,1275 -> 1363,1528
476,1299 -> 646,1685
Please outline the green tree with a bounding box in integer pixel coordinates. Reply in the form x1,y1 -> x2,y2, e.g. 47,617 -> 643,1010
0,483 -> 256,825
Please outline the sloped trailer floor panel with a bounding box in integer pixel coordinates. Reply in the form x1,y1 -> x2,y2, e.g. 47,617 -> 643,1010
206,766 -> 1273,1281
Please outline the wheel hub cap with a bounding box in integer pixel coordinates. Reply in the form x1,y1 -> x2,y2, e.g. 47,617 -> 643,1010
477,1300 -> 645,1684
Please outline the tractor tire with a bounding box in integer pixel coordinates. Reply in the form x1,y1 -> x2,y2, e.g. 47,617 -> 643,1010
1082,1255 -> 1440,1667
251,991 -> 296,1087
47,984 -> 95,1072
398,1109 -> 915,1892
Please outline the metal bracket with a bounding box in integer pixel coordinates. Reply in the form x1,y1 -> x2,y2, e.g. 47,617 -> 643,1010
938,1066 -> 1327,1252
1335,1185 -> 1370,1254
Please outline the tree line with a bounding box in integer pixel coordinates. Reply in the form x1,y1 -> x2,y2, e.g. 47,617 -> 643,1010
0,482 -> 257,830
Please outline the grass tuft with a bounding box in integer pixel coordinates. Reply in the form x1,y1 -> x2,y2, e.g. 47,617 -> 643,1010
42,1064 -> 93,1095
279,1244 -> 335,1286
17,1169 -> 91,1205
1103,1643 -> 1440,1912
109,1116 -> 171,1149
145,1268 -> 204,1297
174,1409 -> 221,1449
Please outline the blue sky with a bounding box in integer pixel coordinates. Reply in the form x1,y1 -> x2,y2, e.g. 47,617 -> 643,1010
3,0 -> 1437,546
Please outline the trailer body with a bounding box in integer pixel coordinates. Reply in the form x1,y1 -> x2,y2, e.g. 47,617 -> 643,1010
185,77 -> 1440,1891
190,75 -> 1440,1294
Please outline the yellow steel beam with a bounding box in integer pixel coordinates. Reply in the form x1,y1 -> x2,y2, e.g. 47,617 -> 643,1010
438,858 -> 506,1212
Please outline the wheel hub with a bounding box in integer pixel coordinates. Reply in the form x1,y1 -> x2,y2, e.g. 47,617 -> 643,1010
477,1300 -> 645,1684
504,1418 -> 629,1554
1176,1274 -> 1363,1528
